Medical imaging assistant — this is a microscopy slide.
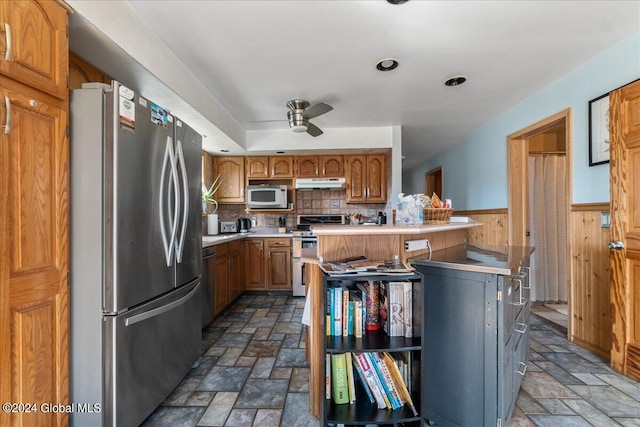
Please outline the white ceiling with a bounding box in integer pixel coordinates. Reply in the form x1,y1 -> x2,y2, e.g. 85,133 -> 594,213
91,1 -> 640,169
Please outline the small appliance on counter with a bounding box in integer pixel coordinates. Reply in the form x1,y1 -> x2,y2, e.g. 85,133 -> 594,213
278,216 -> 287,233
238,217 -> 251,233
220,221 -> 237,233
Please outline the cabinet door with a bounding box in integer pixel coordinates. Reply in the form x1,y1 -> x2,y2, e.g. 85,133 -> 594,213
321,155 -> 344,177
296,155 -> 319,178
0,0 -> 69,100
246,156 -> 269,179
244,239 -> 265,290
214,156 -> 245,203
0,79 -> 69,427
366,154 -> 386,203
69,52 -> 111,90
345,155 -> 367,203
266,241 -> 291,290
214,254 -> 229,315
270,156 -> 294,178
228,241 -> 244,300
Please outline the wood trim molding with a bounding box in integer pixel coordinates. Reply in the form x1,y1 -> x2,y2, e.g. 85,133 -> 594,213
455,208 -> 508,216
571,203 -> 610,212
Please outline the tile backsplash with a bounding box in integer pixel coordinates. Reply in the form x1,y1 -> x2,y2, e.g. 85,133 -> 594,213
205,189 -> 386,232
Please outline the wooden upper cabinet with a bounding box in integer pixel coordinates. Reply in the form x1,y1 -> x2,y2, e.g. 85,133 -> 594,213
321,155 -> 344,177
270,156 -> 293,178
214,156 -> 245,203
69,52 -> 111,90
297,156 -> 320,177
1,78 -> 69,427
246,156 -> 269,179
345,154 -> 386,203
296,155 -> 344,178
0,0 -> 70,100
246,156 -> 293,179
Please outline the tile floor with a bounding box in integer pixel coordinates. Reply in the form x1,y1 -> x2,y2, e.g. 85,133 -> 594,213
142,294 -> 640,427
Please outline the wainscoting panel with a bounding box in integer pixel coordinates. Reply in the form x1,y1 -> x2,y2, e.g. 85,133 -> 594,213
455,209 -> 509,246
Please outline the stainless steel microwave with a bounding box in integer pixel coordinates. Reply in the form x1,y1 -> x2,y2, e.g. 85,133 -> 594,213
246,185 -> 288,209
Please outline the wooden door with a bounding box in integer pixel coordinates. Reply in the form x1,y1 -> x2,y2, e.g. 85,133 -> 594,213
321,155 -> 344,177
297,156 -> 319,178
69,52 -> 111,90
228,241 -> 244,299
214,156 -> 245,203
270,156 -> 293,178
366,154 -> 386,202
610,79 -> 640,380
0,78 -> 69,427
267,247 -> 291,290
345,155 -> 366,202
0,0 -> 69,100
425,166 -> 442,198
214,253 -> 229,315
244,239 -> 265,290
246,156 -> 268,179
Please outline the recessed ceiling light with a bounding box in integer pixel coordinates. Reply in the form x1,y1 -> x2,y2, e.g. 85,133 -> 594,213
386,0 -> 409,4
376,58 -> 399,72
220,149 -> 229,153
444,76 -> 467,86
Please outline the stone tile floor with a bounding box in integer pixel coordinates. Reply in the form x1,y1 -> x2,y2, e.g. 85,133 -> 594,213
142,294 -> 640,427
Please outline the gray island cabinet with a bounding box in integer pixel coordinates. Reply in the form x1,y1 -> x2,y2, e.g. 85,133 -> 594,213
410,244 -> 534,427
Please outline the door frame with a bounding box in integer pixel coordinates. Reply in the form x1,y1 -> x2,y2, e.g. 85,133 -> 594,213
425,166 -> 442,197
507,108 -> 572,333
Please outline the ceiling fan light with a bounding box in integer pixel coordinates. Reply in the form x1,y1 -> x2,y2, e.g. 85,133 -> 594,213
291,123 -> 308,133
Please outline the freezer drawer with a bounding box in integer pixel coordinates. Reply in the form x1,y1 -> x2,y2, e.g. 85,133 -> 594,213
104,279 -> 201,427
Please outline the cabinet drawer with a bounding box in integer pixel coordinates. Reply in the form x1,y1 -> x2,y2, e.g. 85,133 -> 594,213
266,237 -> 291,248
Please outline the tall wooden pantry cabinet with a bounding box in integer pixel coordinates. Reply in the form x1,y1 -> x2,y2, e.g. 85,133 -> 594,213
0,1 -> 71,426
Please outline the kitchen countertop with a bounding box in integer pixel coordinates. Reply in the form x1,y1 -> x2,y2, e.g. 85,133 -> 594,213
409,243 -> 534,275
309,221 -> 480,235
202,231 -> 293,248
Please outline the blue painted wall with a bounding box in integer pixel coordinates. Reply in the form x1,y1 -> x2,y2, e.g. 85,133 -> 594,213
404,33 -> 640,210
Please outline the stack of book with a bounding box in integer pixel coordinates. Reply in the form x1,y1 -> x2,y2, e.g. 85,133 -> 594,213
326,351 -> 417,416
326,281 -> 415,338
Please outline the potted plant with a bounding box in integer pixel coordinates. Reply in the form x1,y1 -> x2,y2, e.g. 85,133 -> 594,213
202,174 -> 222,235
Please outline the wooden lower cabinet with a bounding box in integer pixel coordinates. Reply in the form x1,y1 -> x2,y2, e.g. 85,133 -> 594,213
244,237 -> 291,291
213,241 -> 244,315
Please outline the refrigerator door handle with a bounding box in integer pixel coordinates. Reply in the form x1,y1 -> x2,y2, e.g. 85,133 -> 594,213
175,139 -> 189,263
124,282 -> 199,326
159,136 -> 179,266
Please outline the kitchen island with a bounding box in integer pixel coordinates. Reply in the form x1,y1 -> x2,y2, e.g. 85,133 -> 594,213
304,221 -> 482,417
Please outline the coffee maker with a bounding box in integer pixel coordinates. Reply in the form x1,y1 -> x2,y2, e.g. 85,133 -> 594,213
238,217 -> 251,233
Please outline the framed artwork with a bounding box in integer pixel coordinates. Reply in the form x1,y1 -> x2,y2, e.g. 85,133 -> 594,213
589,93 -> 610,166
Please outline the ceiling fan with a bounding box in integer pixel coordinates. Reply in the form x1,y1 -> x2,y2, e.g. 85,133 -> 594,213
253,99 -> 333,137
286,99 -> 333,137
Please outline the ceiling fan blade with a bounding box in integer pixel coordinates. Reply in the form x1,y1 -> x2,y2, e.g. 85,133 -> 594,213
250,119 -> 288,123
306,122 -> 323,137
303,102 -> 333,119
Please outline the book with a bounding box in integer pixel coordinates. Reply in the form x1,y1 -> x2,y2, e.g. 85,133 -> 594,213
331,353 -> 349,404
342,288 -> 349,337
326,289 -> 332,336
344,352 -> 356,404
383,352 -> 418,416
355,282 -> 368,336
402,281 -> 413,338
350,293 -> 363,338
363,352 -> 392,409
369,352 -> 402,409
354,353 -> 387,409
351,354 -> 375,404
379,281 -> 390,335
333,287 -> 342,336
387,281 -> 407,337
326,355 -> 331,400
347,300 -> 354,336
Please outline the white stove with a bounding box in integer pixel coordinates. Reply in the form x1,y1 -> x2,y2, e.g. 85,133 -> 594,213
291,214 -> 345,296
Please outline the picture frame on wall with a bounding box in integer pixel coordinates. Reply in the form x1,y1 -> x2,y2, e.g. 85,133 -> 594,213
588,93 -> 610,166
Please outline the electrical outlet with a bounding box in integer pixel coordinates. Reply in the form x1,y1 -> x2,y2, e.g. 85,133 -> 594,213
405,239 -> 430,252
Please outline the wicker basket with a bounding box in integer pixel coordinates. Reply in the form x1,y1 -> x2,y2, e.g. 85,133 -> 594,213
423,208 -> 453,224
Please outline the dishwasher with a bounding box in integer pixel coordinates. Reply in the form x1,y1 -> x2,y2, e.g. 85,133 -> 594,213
202,246 -> 217,327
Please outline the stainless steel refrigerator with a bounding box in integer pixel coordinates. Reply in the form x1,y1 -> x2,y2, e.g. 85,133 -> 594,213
70,81 -> 202,426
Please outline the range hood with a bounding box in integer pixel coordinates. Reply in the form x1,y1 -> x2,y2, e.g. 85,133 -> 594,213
295,178 -> 346,189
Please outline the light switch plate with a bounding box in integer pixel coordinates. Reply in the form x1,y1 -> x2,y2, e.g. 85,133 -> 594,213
601,211 -> 610,228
